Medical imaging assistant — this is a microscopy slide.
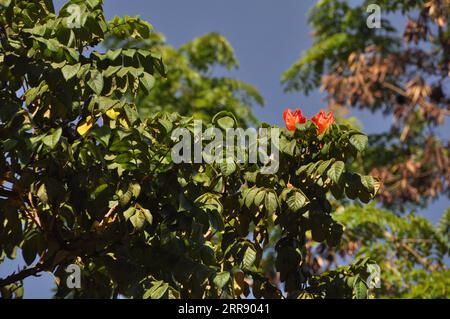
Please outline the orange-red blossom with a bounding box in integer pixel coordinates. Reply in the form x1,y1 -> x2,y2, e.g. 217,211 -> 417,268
283,108 -> 307,131
311,109 -> 334,134
283,108 -> 334,134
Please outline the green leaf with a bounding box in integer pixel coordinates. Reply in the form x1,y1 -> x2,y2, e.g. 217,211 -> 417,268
0,0 -> 12,7
242,244 -> 256,269
150,283 -> 168,299
119,185 -> 134,207
349,134 -> 368,152
61,63 -> 81,80
42,128 -> 62,149
307,161 -> 320,175
130,211 -> 146,229
92,184 -> 108,199
140,72 -> 155,93
360,175 -> 375,193
213,271 -> 231,289
280,137 -> 296,156
88,70 -> 104,95
25,81 -> 48,105
129,67 -> 144,78
219,159 -> 236,176
217,116 -> 235,130
124,105 -> 139,124
2,138 -> 18,151
286,191 -> 306,212
77,63 -> 90,78
131,183 -> 141,198
37,183 -> 48,204
51,61 -> 66,69
296,163 -> 310,176
315,159 -> 332,177
122,49 -> 136,58
123,207 -> 135,220
116,67 -> 130,78
254,189 -> 266,206
86,0 -> 101,8
141,207 -> 153,225
115,153 -> 132,164
212,111 -> 237,130
97,96 -> 119,112
245,187 -> 259,208
158,116 -> 173,133
264,191 -> 278,213
327,161 -> 345,183
354,280 -> 368,299
103,65 -> 121,77
209,209 -> 224,231
143,281 -> 169,299
105,49 -> 122,60
89,125 -> 111,146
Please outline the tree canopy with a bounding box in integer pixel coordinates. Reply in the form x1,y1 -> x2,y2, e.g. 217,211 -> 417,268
0,0 -> 379,299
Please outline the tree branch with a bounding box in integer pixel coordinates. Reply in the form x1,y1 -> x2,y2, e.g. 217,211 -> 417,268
0,261 -> 49,288
384,231 -> 437,272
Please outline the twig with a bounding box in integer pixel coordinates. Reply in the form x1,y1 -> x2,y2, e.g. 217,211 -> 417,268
384,231 -> 437,272
26,192 -> 43,230
98,203 -> 119,227
203,228 -> 215,240
398,242 -> 436,272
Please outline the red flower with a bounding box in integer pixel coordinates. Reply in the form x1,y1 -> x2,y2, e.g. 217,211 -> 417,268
311,109 -> 334,134
283,108 -> 307,131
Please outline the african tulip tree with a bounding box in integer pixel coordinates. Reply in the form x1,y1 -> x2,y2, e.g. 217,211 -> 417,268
0,0 -> 377,298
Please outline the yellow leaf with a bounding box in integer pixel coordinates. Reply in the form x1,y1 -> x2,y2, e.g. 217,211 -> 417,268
106,108 -> 120,120
119,117 -> 129,128
77,116 -> 95,136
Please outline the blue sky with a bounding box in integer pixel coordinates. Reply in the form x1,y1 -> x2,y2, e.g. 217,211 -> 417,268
1,0 -> 448,298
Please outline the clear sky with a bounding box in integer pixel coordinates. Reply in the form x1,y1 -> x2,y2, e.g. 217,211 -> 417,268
1,0 -> 448,298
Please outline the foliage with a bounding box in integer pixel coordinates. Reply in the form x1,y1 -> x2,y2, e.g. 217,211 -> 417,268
0,0 -> 377,298
283,0 -> 450,209
105,30 -> 263,127
334,205 -> 450,298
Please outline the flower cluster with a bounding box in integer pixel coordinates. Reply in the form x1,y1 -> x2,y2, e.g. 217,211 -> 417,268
283,108 -> 334,134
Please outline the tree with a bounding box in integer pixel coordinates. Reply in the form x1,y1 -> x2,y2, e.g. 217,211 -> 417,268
283,0 -> 449,210
334,205 -> 450,298
0,0 -> 377,298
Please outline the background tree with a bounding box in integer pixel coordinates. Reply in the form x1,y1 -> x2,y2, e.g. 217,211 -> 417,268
104,30 -> 264,127
0,0 -> 377,298
335,205 -> 450,298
